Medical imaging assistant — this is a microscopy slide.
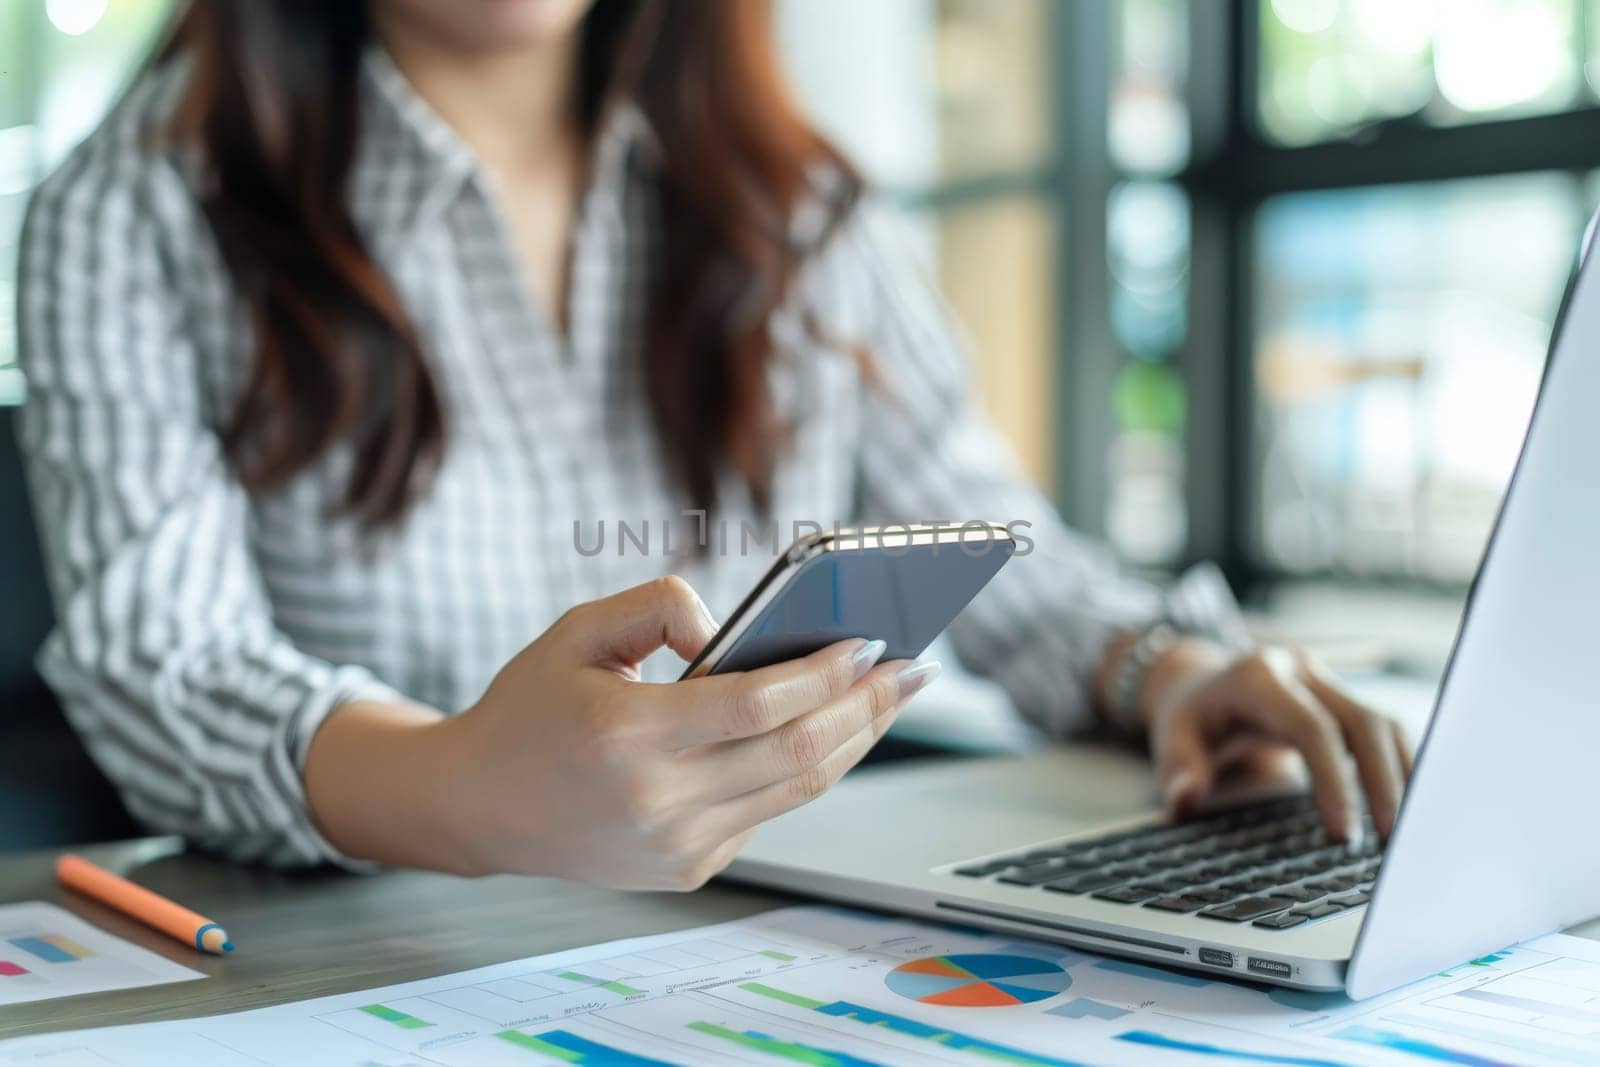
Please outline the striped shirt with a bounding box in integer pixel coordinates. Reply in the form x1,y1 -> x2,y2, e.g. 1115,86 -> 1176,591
15,49 -> 1241,867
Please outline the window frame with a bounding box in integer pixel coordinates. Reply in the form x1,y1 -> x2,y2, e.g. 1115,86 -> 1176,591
1179,0 -> 1600,596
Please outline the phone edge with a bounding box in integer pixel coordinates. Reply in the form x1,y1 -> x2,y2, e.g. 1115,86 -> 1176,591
677,521 -> 1014,680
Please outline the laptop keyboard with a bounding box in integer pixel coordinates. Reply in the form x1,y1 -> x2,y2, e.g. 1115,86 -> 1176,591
949,795 -> 1382,931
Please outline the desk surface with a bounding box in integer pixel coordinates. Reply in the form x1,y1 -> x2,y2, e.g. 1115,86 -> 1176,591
7,739 -> 1600,1042
0,836 -> 794,1039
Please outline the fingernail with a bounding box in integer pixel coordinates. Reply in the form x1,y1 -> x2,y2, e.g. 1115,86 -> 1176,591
1164,770 -> 1197,810
896,660 -> 941,700
1343,812 -> 1364,845
851,639 -> 887,681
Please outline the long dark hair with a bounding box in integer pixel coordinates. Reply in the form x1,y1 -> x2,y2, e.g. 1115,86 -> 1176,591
164,0 -> 861,527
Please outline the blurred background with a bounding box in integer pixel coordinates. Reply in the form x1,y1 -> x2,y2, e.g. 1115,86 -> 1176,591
5,0 -> 1600,685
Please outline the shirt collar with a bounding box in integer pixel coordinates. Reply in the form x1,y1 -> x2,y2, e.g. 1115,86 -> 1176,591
349,44 -> 657,251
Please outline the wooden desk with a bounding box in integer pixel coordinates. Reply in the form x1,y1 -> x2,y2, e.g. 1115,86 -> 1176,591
0,837 -> 794,1039
7,744 -> 1600,1043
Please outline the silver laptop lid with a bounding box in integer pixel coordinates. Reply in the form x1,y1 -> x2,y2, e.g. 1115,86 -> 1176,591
1347,215 -> 1600,999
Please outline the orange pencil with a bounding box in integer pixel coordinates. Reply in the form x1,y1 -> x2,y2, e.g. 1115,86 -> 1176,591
56,853 -> 234,955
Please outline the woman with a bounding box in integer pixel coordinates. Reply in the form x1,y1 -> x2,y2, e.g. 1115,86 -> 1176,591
17,0 -> 1410,886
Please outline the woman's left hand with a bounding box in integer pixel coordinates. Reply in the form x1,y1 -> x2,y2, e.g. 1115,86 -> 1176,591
1138,641 -> 1414,842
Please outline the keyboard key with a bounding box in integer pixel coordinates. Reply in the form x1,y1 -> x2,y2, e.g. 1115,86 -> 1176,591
1092,884 -> 1161,904
1023,853 -> 1098,872
1186,888 -> 1235,904
1271,885 -> 1322,903
1330,891 -> 1371,907
1216,876 -> 1279,897
1097,843 -> 1144,862
1043,872 -> 1128,894
1292,902 -> 1346,920
1301,850 -> 1356,873
1100,863 -> 1148,880
1145,895 -> 1211,913
997,863 -> 1073,886
1142,876 -> 1195,893
1209,864 -> 1256,885
1199,897 -> 1295,922
1254,912 -> 1310,930
955,797 -> 1385,910
1137,854 -> 1187,876
1180,842 -> 1231,863
1279,833 -> 1317,853
953,860 -> 1013,877
1189,864 -> 1233,882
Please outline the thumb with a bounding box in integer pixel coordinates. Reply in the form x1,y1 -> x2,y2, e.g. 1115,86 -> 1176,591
1152,711 -> 1214,818
563,575 -> 719,669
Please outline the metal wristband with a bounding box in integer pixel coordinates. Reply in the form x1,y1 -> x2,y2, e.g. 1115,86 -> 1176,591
1108,621 -> 1179,736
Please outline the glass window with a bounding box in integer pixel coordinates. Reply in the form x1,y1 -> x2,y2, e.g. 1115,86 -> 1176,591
1111,0 -> 1190,176
777,0 -> 1051,188
1252,172 -> 1585,581
885,197 -> 1058,489
1103,0 -> 1192,564
932,0 -> 1051,181
1106,180 -> 1191,564
1259,0 -> 1585,145
779,0 -> 1059,491
928,197 -> 1058,489
1,0 -> 172,405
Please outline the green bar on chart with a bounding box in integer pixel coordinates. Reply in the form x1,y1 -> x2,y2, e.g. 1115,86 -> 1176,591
358,1003 -> 433,1029
688,1021 -> 883,1066
740,981 -> 829,1010
497,1029 -> 677,1065
760,950 -> 798,961
555,970 -> 645,996
497,1030 -> 585,1061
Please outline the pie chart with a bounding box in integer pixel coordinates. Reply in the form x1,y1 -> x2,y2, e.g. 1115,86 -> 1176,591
884,954 -> 1072,1007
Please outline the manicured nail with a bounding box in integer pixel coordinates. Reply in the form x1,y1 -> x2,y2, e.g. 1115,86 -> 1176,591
1164,770 -> 1198,810
896,660 -> 941,700
1343,812 -> 1364,846
851,639 -> 887,681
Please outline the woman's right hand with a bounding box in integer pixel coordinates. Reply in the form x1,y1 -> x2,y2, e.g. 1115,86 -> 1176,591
310,576 -> 934,888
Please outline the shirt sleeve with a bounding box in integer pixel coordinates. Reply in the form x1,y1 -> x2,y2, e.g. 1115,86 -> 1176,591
825,202 -> 1247,736
15,136 -> 400,866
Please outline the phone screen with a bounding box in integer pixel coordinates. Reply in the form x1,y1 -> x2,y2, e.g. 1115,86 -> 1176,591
703,538 -> 1014,675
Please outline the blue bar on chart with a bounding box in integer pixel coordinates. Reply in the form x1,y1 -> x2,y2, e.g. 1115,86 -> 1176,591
8,936 -> 82,965
496,1028 -> 674,1065
1118,1029 -> 1357,1067
1330,1025 -> 1522,1067
737,982 -> 1090,1067
686,1021 -> 887,1067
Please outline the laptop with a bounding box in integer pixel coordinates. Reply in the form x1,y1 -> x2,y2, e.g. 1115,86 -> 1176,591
728,221 -> 1600,999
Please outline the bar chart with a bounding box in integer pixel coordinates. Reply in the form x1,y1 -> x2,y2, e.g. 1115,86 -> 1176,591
8,905 -> 1600,1065
0,901 -> 200,1006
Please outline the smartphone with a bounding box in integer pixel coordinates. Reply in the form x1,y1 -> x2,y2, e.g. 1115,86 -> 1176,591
680,523 -> 1016,679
